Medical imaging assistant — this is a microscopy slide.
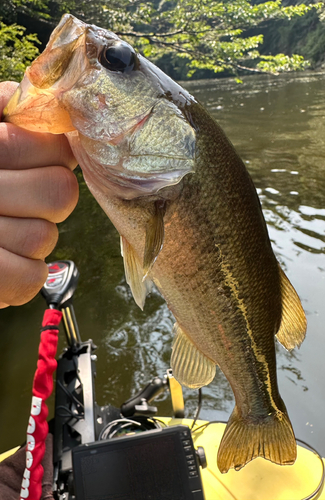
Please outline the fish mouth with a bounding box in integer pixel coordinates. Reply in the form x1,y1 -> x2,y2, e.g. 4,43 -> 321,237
3,76 -> 76,134
27,14 -> 88,90
3,14 -> 88,133
3,12 -> 196,199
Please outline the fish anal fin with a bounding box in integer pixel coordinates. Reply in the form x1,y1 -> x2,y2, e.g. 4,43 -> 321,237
120,236 -> 151,310
217,406 -> 296,474
276,265 -> 307,350
171,323 -> 216,389
143,200 -> 166,279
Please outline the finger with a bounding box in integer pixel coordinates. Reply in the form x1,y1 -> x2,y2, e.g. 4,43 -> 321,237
0,123 -> 78,171
0,81 -> 77,171
0,216 -> 58,259
0,166 -> 79,223
0,248 -> 49,306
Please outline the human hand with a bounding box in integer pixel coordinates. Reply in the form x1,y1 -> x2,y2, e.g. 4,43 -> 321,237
0,81 -> 79,308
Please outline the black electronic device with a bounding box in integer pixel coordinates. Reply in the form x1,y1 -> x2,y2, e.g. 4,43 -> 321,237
72,425 -> 205,500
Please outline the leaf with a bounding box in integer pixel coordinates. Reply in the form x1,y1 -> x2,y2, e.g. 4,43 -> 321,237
0,22 -> 40,81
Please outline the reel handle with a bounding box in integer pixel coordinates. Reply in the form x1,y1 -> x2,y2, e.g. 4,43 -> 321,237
41,260 -> 81,347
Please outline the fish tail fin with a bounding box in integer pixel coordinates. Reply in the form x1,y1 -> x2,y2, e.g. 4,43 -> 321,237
217,405 -> 296,473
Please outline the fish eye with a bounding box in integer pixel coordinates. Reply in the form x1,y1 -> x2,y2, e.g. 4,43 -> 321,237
100,42 -> 137,73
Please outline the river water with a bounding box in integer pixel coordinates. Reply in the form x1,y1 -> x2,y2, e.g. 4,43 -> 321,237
0,71 -> 324,458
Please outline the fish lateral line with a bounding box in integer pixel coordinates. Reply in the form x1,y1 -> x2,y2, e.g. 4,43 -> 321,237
217,245 -> 282,416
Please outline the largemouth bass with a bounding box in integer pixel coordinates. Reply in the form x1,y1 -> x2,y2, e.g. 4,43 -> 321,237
3,14 -> 307,473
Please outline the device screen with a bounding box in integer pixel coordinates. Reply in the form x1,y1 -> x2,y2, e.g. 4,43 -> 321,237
75,435 -> 186,500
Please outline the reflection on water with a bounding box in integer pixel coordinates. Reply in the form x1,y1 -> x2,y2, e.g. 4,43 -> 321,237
0,72 -> 324,455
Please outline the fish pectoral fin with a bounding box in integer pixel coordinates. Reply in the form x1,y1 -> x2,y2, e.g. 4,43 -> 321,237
143,200 -> 166,279
120,236 -> 151,310
171,322 -> 216,389
217,406 -> 297,473
276,264 -> 307,350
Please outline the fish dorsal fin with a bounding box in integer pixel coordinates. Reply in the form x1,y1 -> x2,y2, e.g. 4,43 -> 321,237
143,200 -> 166,279
171,323 -> 216,389
120,236 -> 151,310
276,264 -> 307,350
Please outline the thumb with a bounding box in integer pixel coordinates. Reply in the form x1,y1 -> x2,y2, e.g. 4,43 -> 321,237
0,81 -> 19,118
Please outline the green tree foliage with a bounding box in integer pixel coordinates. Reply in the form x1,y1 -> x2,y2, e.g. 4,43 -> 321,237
0,0 -> 323,81
0,22 -> 40,81
258,6 -> 325,69
122,0 -> 322,78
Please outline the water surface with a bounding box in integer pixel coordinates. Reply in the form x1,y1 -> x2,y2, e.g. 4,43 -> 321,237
0,71 -> 324,458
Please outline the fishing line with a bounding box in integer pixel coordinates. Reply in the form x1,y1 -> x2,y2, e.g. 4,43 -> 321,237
191,420 -> 228,434
190,388 -> 202,430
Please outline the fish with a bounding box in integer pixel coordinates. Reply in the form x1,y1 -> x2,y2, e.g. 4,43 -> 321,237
3,14 -> 307,473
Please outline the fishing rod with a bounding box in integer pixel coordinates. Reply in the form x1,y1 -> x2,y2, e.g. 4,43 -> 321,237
38,260 -> 207,500
19,261 -> 80,500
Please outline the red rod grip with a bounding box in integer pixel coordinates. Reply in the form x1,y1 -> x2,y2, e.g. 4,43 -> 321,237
20,308 -> 62,500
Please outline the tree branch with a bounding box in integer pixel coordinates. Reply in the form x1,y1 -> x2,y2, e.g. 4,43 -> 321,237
115,27 -> 212,38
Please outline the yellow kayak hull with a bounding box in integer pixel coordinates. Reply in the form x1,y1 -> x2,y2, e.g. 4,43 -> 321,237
161,418 -> 325,500
1,418 -> 324,500
0,446 -> 20,462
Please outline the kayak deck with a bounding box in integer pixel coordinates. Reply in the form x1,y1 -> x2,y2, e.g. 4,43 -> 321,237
161,418 -> 325,500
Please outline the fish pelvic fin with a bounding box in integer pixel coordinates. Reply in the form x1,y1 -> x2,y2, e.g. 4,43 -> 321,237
276,264 -> 307,350
171,322 -> 216,389
120,236 -> 151,310
143,200 -> 166,279
217,405 -> 297,474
